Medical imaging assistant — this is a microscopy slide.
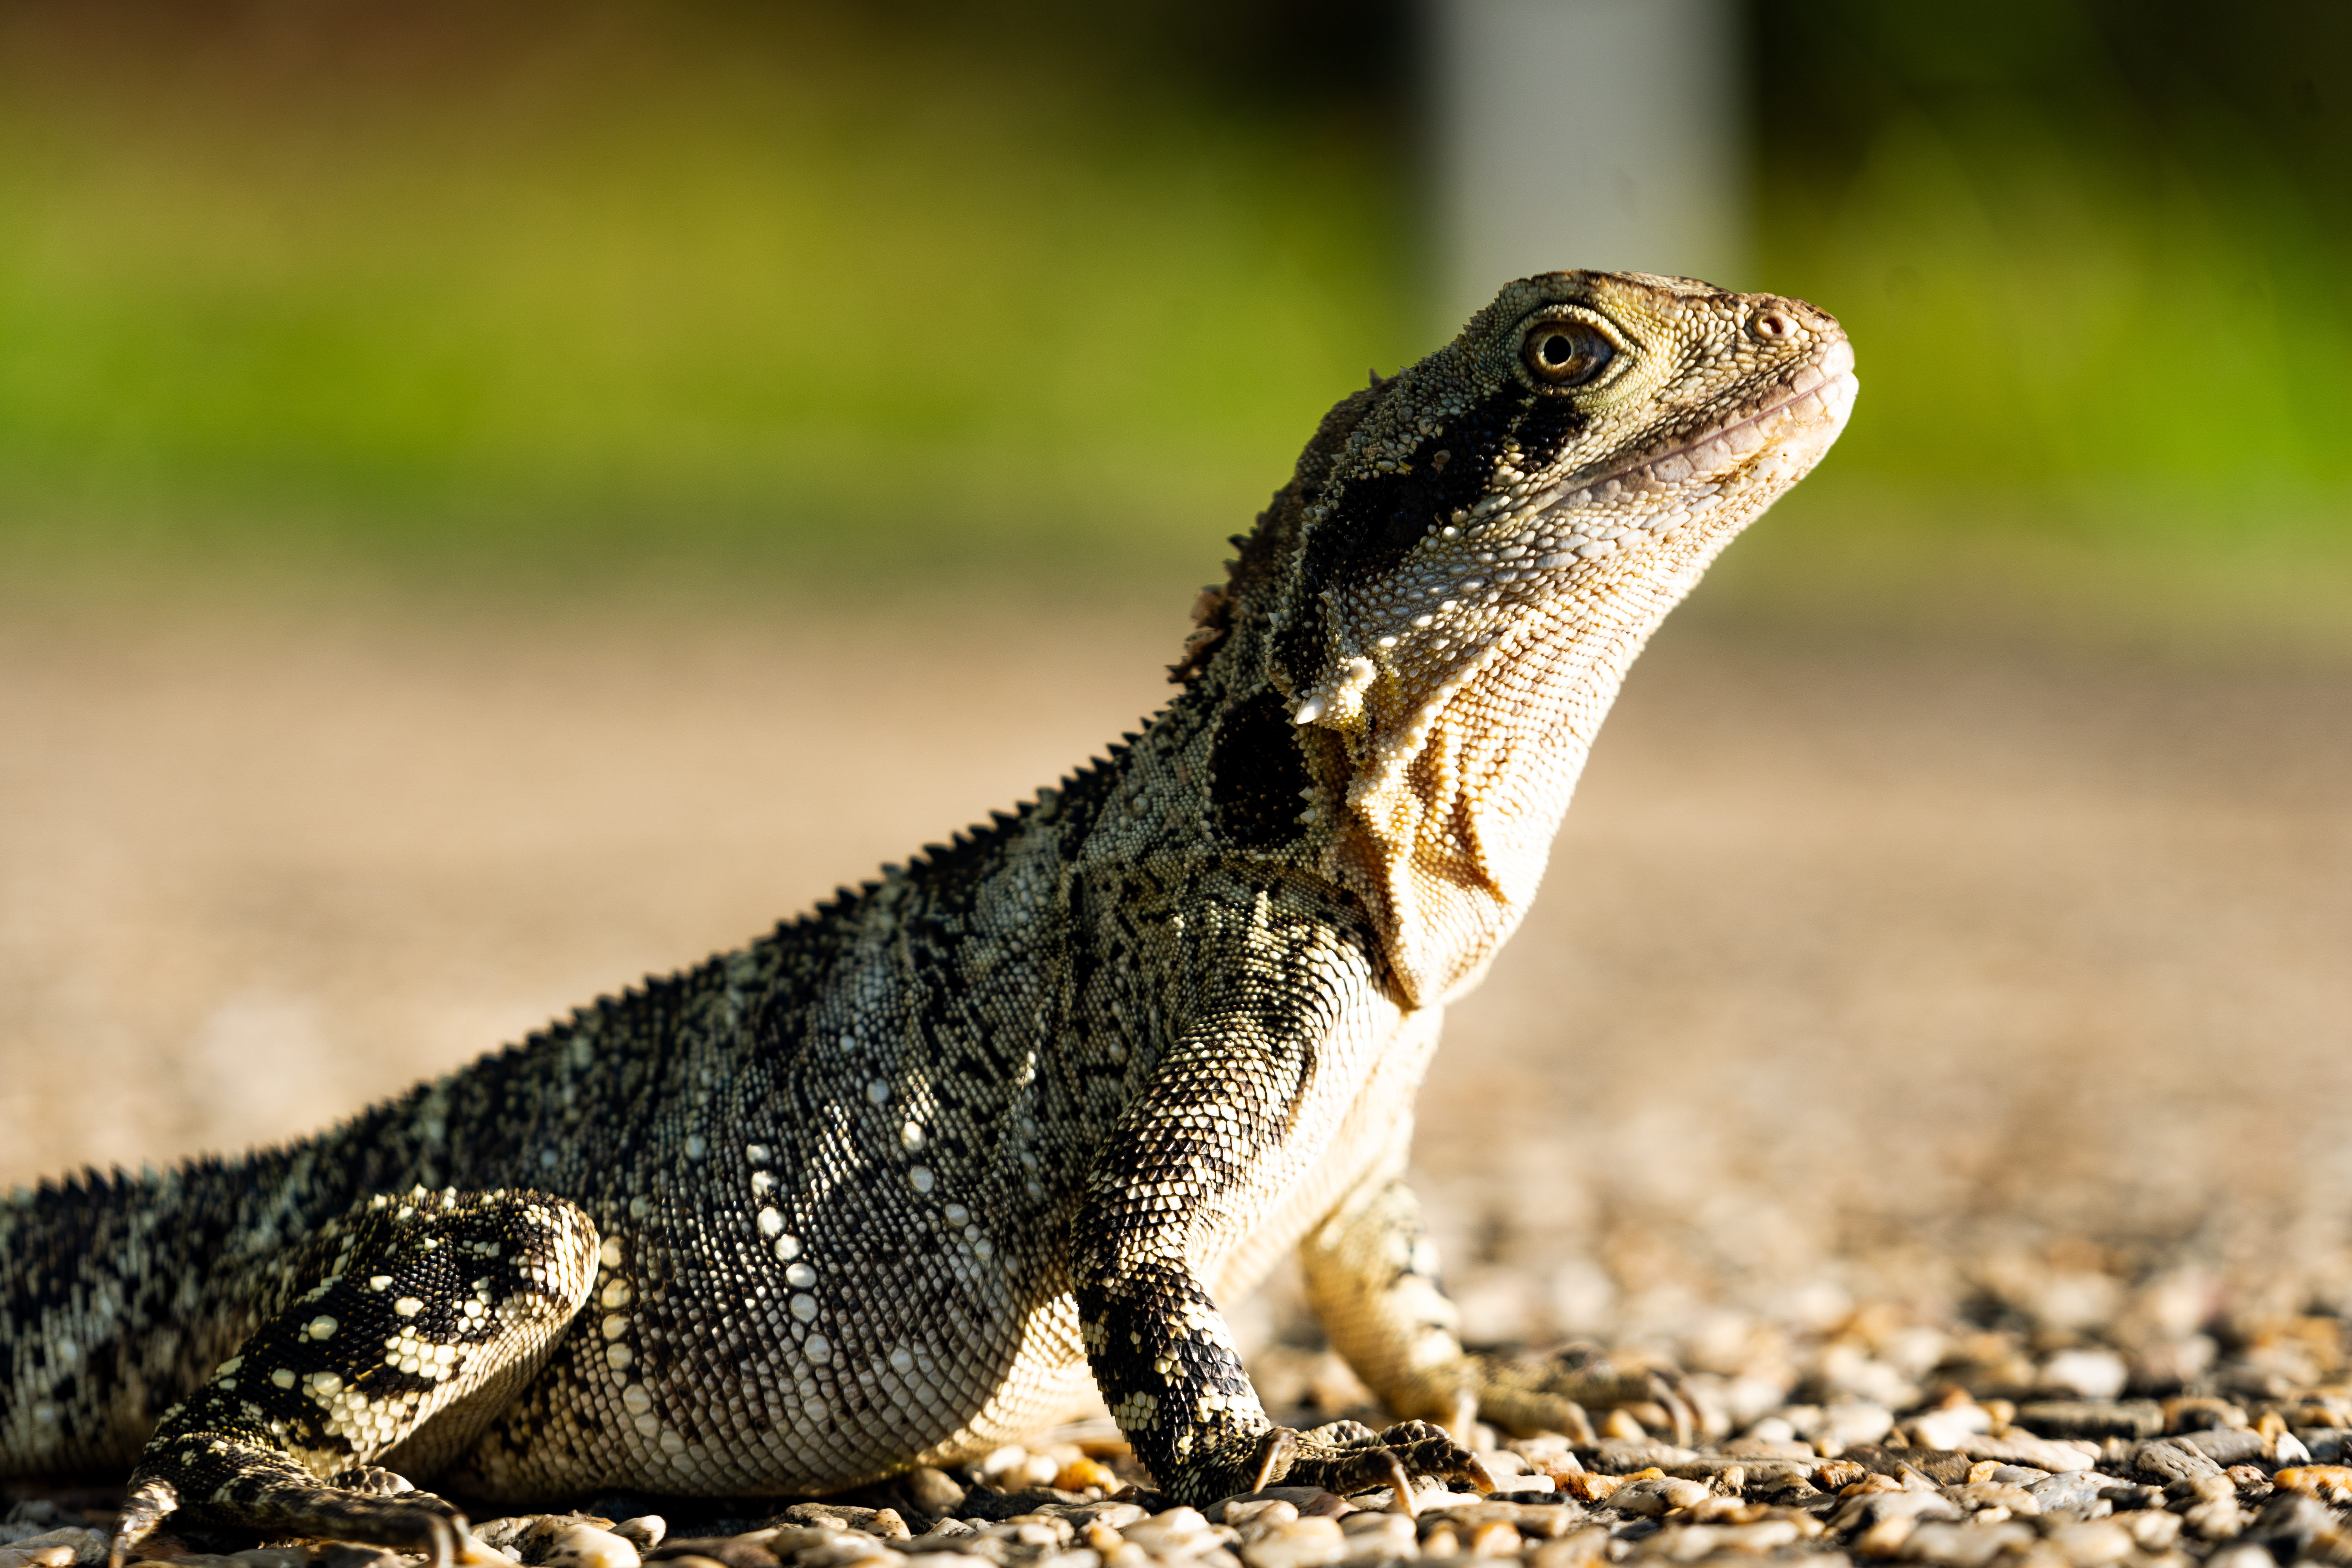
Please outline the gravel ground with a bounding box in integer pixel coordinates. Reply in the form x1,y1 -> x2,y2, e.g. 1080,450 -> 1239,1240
3,591 -> 2350,1566
16,1372 -> 2352,1568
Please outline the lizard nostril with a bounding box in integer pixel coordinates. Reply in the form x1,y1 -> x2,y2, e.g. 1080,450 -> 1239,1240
1749,308 -> 1798,342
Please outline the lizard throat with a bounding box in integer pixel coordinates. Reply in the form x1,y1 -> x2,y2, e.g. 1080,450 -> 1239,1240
1310,357 -> 1857,1008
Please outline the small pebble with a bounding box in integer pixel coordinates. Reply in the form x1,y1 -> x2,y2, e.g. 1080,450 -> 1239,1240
2182,1497 -> 2250,1540
1203,1493 -> 1331,1526
2206,1548 -> 2274,1568
2044,1521 -> 2134,1567
1595,1476 -> 1705,1517
1526,1529 -> 1608,1568
1809,1459 -> 1866,1490
1117,1510 -> 1217,1555
1977,1464 -> 2050,1485
2136,1437 -> 2226,1486
2276,1463 -> 2352,1503
2025,1469 -> 2127,1512
319,1548 -> 402,1568
0,1547 -> 76,1568
611,1521 -> 666,1553
1460,1521 -> 1516,1557
2178,1428 -> 2268,1467
1338,1516 -> 1416,1551
902,1469 -> 969,1518
1055,1459 -> 1118,1493
542,1526 -> 641,1568
1548,1472 -> 1620,1504
1223,1501 -> 1296,1534
1236,1517 -> 1340,1568
0,1532 -> 104,1568
1073,1504 -> 1149,1531
1909,1405 -> 1994,1450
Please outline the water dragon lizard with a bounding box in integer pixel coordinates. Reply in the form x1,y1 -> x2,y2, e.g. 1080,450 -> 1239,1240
0,270 -> 1855,1561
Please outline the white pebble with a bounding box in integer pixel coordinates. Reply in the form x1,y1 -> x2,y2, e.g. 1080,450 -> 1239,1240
543,1525 -> 641,1568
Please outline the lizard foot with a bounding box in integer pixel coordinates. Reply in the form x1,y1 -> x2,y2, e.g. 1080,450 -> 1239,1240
1463,1348 -> 1695,1446
110,1451 -> 467,1568
1170,1419 -> 1494,1513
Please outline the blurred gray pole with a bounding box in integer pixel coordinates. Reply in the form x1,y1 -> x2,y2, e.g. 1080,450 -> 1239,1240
1431,0 -> 1748,326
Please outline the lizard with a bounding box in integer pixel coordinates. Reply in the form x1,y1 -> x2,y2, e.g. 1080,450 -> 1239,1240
0,269 -> 1855,1564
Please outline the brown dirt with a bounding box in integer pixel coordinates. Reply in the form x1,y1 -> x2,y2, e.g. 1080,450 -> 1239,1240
4,593 -> 2348,1347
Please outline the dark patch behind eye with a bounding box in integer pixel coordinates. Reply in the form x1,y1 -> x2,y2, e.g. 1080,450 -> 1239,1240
1510,394 -> 1587,470
1275,381 -> 1588,681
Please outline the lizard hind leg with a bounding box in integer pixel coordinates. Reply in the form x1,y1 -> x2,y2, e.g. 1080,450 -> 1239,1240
110,1187 -> 599,1568
1298,1152 -> 1695,1449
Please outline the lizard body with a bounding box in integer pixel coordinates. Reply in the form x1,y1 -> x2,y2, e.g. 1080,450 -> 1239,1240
0,272 -> 1854,1555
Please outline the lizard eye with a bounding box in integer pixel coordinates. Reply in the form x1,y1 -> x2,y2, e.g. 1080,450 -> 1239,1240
1522,319 -> 1613,387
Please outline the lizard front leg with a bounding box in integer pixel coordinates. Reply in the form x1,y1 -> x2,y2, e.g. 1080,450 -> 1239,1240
1301,1128 -> 1690,1446
111,1187 -> 598,1566
1071,1004 -> 1491,1506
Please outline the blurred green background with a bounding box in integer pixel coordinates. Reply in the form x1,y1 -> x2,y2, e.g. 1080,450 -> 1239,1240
0,0 -> 2346,642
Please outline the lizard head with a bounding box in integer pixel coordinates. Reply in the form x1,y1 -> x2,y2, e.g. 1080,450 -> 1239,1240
1268,270 -> 1855,728
1200,270 -> 1856,1005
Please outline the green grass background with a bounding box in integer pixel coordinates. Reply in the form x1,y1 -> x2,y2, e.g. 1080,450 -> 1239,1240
1,0 -> 2347,649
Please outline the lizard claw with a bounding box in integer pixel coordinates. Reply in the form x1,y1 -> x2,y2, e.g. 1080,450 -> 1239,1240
1249,1427 -> 1296,1494
109,1479 -> 177,1568
1648,1370 -> 1696,1448
1380,1452 -> 1415,1517
1333,1418 -> 1492,1507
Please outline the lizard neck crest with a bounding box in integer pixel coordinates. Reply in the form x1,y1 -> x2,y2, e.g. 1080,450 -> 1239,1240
1194,271 -> 1858,1007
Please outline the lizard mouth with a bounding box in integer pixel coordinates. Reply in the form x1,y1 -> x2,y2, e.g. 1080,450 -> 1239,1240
1552,339 -> 1858,503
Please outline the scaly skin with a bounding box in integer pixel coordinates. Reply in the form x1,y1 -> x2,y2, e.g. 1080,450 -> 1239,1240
0,271 -> 1854,1556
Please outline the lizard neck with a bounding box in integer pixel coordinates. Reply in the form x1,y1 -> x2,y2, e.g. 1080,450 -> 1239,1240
1304,555 -> 1701,1009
